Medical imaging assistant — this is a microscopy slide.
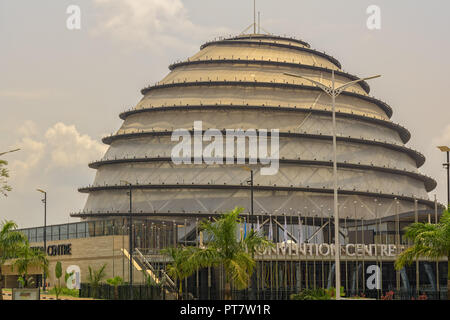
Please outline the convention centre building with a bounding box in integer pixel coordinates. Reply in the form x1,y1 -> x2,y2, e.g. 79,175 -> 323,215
3,32 -> 447,300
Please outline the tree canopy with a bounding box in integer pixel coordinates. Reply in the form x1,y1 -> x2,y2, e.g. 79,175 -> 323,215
395,209 -> 450,269
395,208 -> 450,300
0,160 -> 11,197
163,207 -> 273,299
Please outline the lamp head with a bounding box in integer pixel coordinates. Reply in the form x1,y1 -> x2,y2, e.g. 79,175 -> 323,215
36,189 -> 46,194
437,146 -> 450,152
362,75 -> 382,81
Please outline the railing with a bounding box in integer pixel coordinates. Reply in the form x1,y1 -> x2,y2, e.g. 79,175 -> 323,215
389,289 -> 447,300
134,248 -> 177,291
79,283 -> 166,300
77,283 -> 448,300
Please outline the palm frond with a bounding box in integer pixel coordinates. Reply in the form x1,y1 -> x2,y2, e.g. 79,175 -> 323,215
0,220 -> 26,262
403,222 -> 439,241
225,251 -> 254,290
11,243 -> 49,278
395,247 -> 418,270
0,161 -> 11,197
95,264 -> 107,282
162,246 -> 207,281
161,207 -> 275,295
396,209 -> 450,269
243,229 -> 274,255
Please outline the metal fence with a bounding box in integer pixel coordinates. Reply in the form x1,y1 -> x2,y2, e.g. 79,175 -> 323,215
78,284 -> 448,300
79,283 -> 165,300
389,289 -> 447,300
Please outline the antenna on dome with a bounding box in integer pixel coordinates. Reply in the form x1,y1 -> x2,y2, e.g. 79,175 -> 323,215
240,0 -> 268,35
258,11 -> 261,33
253,0 -> 256,34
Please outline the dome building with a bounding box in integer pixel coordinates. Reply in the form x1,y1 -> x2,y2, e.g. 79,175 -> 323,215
13,32 -> 445,300
75,33 -> 437,222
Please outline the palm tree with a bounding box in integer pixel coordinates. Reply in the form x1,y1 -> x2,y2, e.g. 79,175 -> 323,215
106,276 -> 123,300
184,207 -> 272,300
0,220 -> 26,300
87,264 -> 107,299
395,208 -> 450,300
161,246 -> 195,299
12,242 -> 49,288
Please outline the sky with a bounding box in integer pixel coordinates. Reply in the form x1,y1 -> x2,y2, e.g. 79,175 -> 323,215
1,0 -> 449,228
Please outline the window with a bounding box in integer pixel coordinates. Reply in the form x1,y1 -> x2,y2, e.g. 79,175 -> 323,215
36,227 -> 43,243
104,220 -> 113,236
46,226 -> 52,241
51,225 -> 60,241
69,223 -> 77,239
21,229 -> 29,242
95,221 -> 104,237
29,228 -> 37,243
60,225 -> 68,240
77,222 -> 87,238
88,221 -> 95,237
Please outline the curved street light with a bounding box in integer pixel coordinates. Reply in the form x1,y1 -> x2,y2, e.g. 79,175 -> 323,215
437,146 -> 450,208
120,179 -> 133,299
36,188 -> 47,291
284,70 -> 381,299
0,148 -> 20,157
241,166 -> 254,230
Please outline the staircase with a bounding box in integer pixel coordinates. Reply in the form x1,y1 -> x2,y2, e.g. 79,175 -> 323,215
121,248 -> 178,299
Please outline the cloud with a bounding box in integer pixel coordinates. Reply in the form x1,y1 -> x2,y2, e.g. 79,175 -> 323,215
11,137 -> 45,173
17,120 -> 39,137
2,121 -> 106,227
45,122 -> 107,168
432,124 -> 450,147
92,0 -> 231,52
10,121 -> 107,176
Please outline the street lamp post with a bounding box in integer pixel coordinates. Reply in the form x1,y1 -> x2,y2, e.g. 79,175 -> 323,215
241,166 -> 255,298
284,70 -> 381,299
437,146 -> 450,208
241,166 -> 254,230
36,189 -> 47,291
120,180 -> 133,299
249,170 -> 254,230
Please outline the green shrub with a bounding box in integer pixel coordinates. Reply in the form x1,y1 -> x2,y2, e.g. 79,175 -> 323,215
87,264 -> 107,299
106,276 -> 123,300
290,288 -> 331,300
290,287 -> 345,300
325,286 -> 345,298
48,287 -> 79,298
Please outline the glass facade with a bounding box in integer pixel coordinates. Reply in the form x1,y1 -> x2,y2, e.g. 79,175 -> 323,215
18,218 -> 177,244
17,214 -> 447,300
19,219 -> 127,243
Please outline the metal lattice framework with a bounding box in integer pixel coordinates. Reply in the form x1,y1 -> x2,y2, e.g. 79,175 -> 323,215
73,34 -> 439,221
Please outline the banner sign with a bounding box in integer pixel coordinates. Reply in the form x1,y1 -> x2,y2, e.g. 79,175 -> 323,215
31,243 -> 72,256
256,242 -> 406,258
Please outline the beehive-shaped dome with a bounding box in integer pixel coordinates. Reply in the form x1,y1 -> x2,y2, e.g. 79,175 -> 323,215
76,34 -> 436,220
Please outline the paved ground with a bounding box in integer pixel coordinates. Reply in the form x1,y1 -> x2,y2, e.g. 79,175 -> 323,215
1,290 -> 94,300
